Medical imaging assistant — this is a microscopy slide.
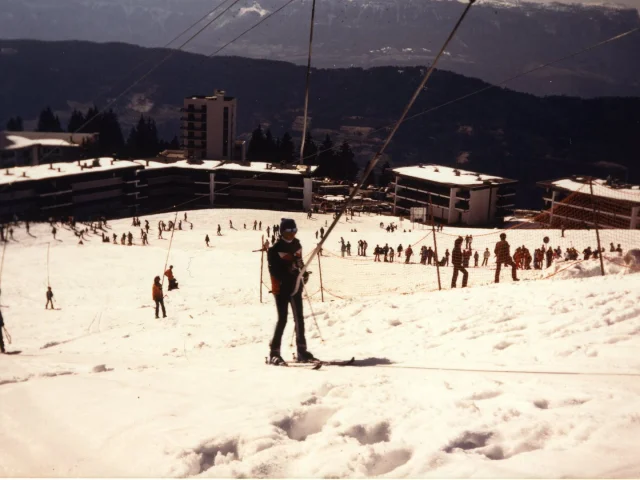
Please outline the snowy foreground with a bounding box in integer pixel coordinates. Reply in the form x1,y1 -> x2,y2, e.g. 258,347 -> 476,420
1,209 -> 640,478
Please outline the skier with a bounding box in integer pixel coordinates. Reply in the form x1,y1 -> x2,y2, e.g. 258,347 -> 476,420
494,233 -> 519,283
45,286 -> 54,309
474,250 -> 479,267
0,308 -> 5,353
205,234 -> 210,247
482,248 -> 490,266
217,224 -> 222,236
451,237 -> 468,288
267,218 -> 313,366
152,276 -> 167,319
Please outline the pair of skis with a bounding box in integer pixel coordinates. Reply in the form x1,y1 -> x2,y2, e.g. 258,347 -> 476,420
265,356 -> 355,370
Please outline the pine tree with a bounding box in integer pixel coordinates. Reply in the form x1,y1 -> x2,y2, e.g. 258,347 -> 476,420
337,140 -> 358,181
247,125 -> 265,160
37,106 -> 63,132
6,116 -> 24,131
301,131 -> 318,165
379,160 -> 394,187
315,134 -> 335,178
98,109 -> 125,156
67,109 -> 86,132
264,129 -> 277,162
83,105 -> 101,133
126,114 -> 160,158
279,132 -> 295,163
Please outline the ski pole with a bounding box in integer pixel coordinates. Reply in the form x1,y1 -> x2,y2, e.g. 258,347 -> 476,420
303,284 -> 324,343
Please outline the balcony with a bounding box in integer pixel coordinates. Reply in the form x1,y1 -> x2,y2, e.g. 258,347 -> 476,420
180,115 -> 207,123
456,190 -> 470,200
496,197 -> 515,208
180,124 -> 207,131
454,200 -> 470,211
180,106 -> 207,113
180,133 -> 207,140
497,186 -> 517,197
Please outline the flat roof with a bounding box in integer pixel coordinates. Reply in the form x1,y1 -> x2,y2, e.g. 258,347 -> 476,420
135,159 -> 318,176
392,164 -> 517,188
0,158 -> 142,186
0,131 -> 98,151
538,176 -> 640,204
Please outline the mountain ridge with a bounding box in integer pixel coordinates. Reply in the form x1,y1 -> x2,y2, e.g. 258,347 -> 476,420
1,39 -> 639,209
1,0 -> 639,97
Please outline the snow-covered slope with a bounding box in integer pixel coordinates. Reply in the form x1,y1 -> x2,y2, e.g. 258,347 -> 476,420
1,209 -> 640,477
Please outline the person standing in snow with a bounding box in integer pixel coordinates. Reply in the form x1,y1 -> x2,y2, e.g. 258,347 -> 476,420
0,308 -> 6,353
152,276 -> 166,319
482,248 -> 490,266
45,286 -> 54,309
164,265 -> 179,290
451,237 -> 468,288
267,218 -> 314,365
494,233 -> 519,283
205,234 -> 210,247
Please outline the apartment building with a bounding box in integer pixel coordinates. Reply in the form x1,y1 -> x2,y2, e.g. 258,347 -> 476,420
391,164 -> 518,226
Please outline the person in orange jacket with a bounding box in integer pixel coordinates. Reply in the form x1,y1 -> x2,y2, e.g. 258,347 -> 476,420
164,265 -> 179,290
152,276 -> 166,318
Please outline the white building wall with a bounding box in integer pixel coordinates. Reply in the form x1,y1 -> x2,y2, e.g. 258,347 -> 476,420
467,188 -> 491,226
447,187 -> 460,225
209,173 -> 215,206
303,178 -> 313,211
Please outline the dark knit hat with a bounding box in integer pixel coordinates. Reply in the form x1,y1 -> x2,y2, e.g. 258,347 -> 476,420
280,218 -> 297,233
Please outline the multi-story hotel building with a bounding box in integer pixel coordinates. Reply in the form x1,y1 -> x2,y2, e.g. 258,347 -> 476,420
391,164 -> 518,226
181,90 -> 237,161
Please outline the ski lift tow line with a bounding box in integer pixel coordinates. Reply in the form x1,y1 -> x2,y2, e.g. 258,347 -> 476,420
299,0 -> 318,164
292,0 -> 478,296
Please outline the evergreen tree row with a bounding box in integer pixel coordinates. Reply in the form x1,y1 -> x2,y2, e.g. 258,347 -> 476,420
247,125 -> 361,182
5,106 -> 179,159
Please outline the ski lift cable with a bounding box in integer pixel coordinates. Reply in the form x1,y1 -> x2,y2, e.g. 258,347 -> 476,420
296,25 -> 640,166
298,0 -> 318,165
291,0 -> 478,296
206,0 -> 300,58
20,0 -> 245,175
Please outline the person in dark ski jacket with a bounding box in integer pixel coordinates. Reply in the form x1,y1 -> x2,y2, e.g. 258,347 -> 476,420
494,233 -> 519,283
451,237 -> 468,288
267,218 -> 314,365
45,286 -> 54,309
0,308 -> 5,353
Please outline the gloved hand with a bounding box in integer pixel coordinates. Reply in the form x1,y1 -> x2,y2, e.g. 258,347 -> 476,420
270,276 -> 281,294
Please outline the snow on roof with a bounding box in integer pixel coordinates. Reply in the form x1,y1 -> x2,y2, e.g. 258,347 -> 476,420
134,159 -> 318,176
544,177 -> 640,204
0,158 -> 142,186
3,134 -> 80,150
392,164 -> 516,187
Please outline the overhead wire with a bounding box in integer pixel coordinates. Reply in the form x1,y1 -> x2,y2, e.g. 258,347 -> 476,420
291,0 -> 479,295
16,0 -> 245,175
4,3 -> 638,223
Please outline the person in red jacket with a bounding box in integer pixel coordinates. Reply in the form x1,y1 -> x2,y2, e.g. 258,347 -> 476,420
267,218 -> 313,366
152,276 -> 166,319
494,233 -> 519,283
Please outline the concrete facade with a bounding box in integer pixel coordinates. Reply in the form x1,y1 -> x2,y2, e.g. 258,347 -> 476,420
391,165 -> 517,226
182,90 -> 237,161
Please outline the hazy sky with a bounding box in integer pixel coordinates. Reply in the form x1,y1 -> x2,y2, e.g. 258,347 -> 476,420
522,0 -> 639,7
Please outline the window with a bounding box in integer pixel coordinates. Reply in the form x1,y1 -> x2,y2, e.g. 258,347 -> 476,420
223,106 -> 229,157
